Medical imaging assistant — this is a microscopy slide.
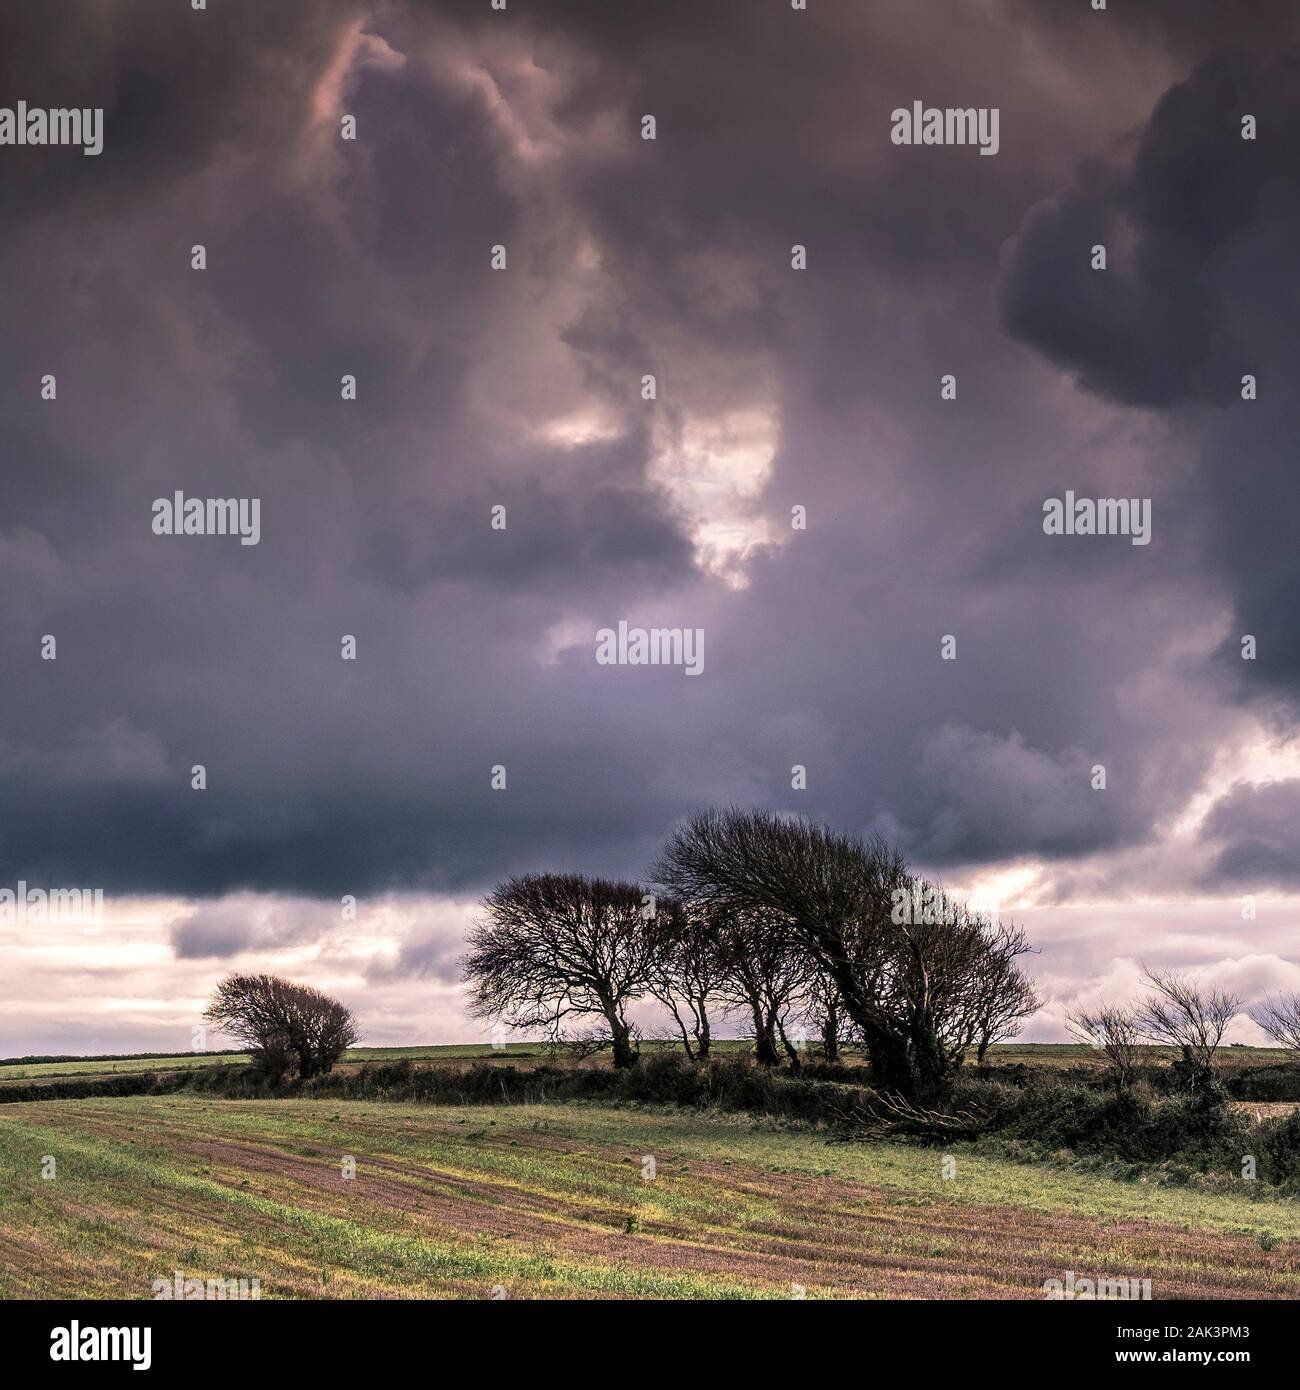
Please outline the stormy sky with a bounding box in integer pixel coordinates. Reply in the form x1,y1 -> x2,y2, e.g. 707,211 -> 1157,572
2,0 -> 1299,1055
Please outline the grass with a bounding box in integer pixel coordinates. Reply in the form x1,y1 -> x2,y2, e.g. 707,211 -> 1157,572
0,1054 -> 252,1083
1,1095 -> 1296,1300
983,1043 -> 1293,1069
3,1039 -> 1292,1086
0,1040 -> 757,1086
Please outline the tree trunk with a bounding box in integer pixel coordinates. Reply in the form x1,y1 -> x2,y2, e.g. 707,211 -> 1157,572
776,1018 -> 802,1071
816,949 -> 917,1094
752,1006 -> 780,1066
862,1025 -> 916,1096
910,1018 -> 951,1095
822,999 -> 840,1064
610,1018 -> 638,1069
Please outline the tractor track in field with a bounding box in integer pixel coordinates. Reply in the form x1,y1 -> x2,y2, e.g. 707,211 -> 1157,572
12,1104 -> 1296,1299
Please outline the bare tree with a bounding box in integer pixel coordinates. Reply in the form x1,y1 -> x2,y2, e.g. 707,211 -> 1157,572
643,904 -> 725,1061
892,894 -> 1035,1081
203,974 -> 359,1081
1066,1002 -> 1142,1089
1249,993 -> 1300,1052
806,965 -> 844,1063
710,907 -> 812,1068
966,924 -> 1040,1064
462,873 -> 660,1069
1134,968 -> 1241,1078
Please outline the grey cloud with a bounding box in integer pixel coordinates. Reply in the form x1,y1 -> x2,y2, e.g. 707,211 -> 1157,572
170,899 -> 338,959
1199,781 -> 1300,890
998,46 -> 1300,709
365,930 -> 464,984
0,0 -> 367,220
0,1 -> 1293,905
875,725 -> 1125,865
999,51 -> 1298,407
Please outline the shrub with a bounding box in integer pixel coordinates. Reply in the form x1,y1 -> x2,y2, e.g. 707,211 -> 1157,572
1254,1107 -> 1300,1188
164,1051 -> 879,1124
0,1071 -> 187,1104
991,1077 -> 1245,1166
1222,1065 -> 1300,1102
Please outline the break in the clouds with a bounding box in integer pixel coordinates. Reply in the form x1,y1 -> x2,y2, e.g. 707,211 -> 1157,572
1,0 -> 1298,1050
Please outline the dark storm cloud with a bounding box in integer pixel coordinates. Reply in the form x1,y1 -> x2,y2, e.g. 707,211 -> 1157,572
0,0 -> 367,219
998,46 -> 1300,702
1001,0 -> 1300,69
999,51 -> 1296,406
359,437 -> 693,593
0,0 -> 1293,902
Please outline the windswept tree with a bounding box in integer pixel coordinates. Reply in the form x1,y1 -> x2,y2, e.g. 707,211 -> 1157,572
710,907 -> 813,1068
1251,993 -> 1300,1052
656,808 -> 913,1088
643,903 -> 726,1061
462,873 -> 659,1069
203,974 -> 359,1081
655,808 -> 1038,1098
1066,1002 -> 1143,1090
1135,968 -> 1240,1085
883,892 -> 1039,1081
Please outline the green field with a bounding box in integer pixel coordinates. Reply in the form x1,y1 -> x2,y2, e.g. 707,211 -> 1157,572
0,1039 -> 762,1086
1,1093 -> 1297,1300
2,1040 -> 1291,1087
0,1054 -> 252,1083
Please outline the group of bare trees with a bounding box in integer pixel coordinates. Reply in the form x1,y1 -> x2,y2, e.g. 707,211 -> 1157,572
462,807 -> 1041,1100
1067,970 -> 1300,1092
190,831 -> 1300,1105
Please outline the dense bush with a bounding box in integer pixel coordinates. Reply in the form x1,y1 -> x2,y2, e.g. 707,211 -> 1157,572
0,1070 -> 190,1104
1254,1107 -> 1300,1188
988,1078 -> 1246,1166
1222,1065 -> 1300,1102
293,1053 -> 876,1123
944,1077 -> 1026,1125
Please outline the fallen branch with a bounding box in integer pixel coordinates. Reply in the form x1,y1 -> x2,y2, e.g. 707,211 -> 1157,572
827,1089 -> 992,1143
